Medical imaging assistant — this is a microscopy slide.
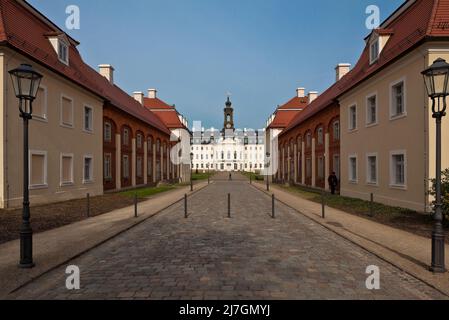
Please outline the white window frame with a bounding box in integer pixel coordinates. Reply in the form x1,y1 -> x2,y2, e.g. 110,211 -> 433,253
366,152 -> 378,186
104,122 -> 112,142
390,77 -> 407,120
348,154 -> 358,184
317,127 -> 324,145
60,94 -> 74,128
369,38 -> 380,64
136,133 -> 143,149
57,39 -> 69,65
389,150 -> 407,189
83,155 -> 94,184
83,105 -> 93,133
333,120 -> 340,141
123,154 -> 130,178
104,153 -> 112,180
29,150 -> 48,189
348,104 -> 357,131
34,85 -> 48,122
60,153 -> 74,186
365,92 -> 378,127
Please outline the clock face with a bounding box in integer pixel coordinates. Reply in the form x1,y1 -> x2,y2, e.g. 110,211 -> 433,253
226,123 -> 231,129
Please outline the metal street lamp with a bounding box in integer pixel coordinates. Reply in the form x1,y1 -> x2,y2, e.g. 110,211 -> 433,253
422,57 -> 449,273
9,64 -> 43,269
190,152 -> 194,191
266,151 -> 271,191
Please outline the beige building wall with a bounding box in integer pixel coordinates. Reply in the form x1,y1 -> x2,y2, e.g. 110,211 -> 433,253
340,46 -> 429,212
1,49 -> 103,208
340,42 -> 449,212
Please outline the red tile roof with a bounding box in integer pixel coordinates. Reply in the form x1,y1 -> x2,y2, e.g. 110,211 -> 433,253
144,97 -> 187,129
282,0 -> 447,136
0,0 -> 170,135
268,96 -> 308,129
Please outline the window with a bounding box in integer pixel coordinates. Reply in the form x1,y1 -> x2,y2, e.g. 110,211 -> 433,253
349,155 -> 357,183
104,153 -> 112,180
33,86 -> 47,120
60,153 -> 74,185
148,137 -> 153,151
104,122 -> 112,142
60,95 -> 74,127
306,132 -> 312,148
390,151 -> 406,187
370,39 -> 379,64
123,128 -> 129,146
333,121 -> 340,141
366,154 -> 378,185
317,156 -> 324,179
136,134 -> 142,149
366,94 -> 377,125
84,106 -> 93,132
123,155 -> 130,178
29,150 -> 47,188
391,80 -> 406,118
333,154 -> 340,179
147,157 -> 153,176
58,40 -> 69,64
156,139 -> 160,153
317,127 -> 324,145
348,105 -> 357,130
136,156 -> 143,178
306,158 -> 312,178
83,156 -> 93,183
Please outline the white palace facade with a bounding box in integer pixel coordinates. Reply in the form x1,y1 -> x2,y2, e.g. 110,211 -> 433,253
191,98 -> 265,173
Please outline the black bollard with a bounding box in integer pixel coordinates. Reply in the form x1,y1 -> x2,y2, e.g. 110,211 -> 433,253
134,193 -> 138,218
190,179 -> 193,192
321,191 -> 325,219
272,194 -> 275,219
86,193 -> 90,218
184,194 -> 188,218
228,193 -> 231,218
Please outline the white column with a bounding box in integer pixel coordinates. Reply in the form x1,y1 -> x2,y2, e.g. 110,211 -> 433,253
115,134 -> 121,190
294,143 -> 298,184
131,138 -> 136,187
152,143 -> 156,183
325,132 -> 330,191
311,138 -> 316,187
143,141 -> 148,185
301,141 -> 305,185
160,145 -> 164,180
287,145 -> 291,182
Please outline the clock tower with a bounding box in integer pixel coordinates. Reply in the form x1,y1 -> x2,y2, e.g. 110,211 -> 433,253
223,96 -> 234,131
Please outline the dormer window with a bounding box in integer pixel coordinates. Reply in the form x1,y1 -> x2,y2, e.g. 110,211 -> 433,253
58,41 -> 69,64
47,33 -> 70,65
370,38 -> 379,64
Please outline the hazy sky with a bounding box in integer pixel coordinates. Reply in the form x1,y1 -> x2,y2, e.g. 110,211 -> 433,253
29,0 -> 404,129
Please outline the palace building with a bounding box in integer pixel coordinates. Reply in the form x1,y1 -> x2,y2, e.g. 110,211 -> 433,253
191,97 -> 265,173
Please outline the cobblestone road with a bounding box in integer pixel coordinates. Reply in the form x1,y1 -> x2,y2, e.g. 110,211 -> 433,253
10,174 -> 448,299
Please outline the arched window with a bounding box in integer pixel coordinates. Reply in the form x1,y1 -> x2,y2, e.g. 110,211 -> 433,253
104,122 -> 112,142
148,136 -> 153,150
306,132 -> 312,148
317,127 -> 323,145
136,133 -> 143,149
123,128 -> 129,146
333,121 -> 340,141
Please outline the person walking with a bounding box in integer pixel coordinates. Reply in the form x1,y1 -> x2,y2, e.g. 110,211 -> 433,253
328,172 -> 338,195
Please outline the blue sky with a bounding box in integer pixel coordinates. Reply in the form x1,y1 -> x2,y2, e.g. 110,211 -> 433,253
29,0 -> 404,129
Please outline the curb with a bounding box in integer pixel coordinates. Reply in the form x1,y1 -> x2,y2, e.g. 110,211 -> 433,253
4,182 -> 211,298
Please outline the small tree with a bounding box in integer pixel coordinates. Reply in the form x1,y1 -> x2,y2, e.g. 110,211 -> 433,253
429,168 -> 449,221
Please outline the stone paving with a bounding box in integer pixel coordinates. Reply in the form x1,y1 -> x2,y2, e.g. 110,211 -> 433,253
9,174 -> 448,300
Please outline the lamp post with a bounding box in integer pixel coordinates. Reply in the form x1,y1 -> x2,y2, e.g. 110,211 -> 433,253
9,64 -> 43,268
422,57 -> 449,273
266,151 -> 271,191
190,152 -> 194,191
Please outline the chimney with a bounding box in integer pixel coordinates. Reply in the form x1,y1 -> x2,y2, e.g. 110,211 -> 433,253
335,63 -> 351,81
296,87 -> 305,98
98,64 -> 114,84
308,91 -> 318,103
133,91 -> 144,105
148,88 -> 157,99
